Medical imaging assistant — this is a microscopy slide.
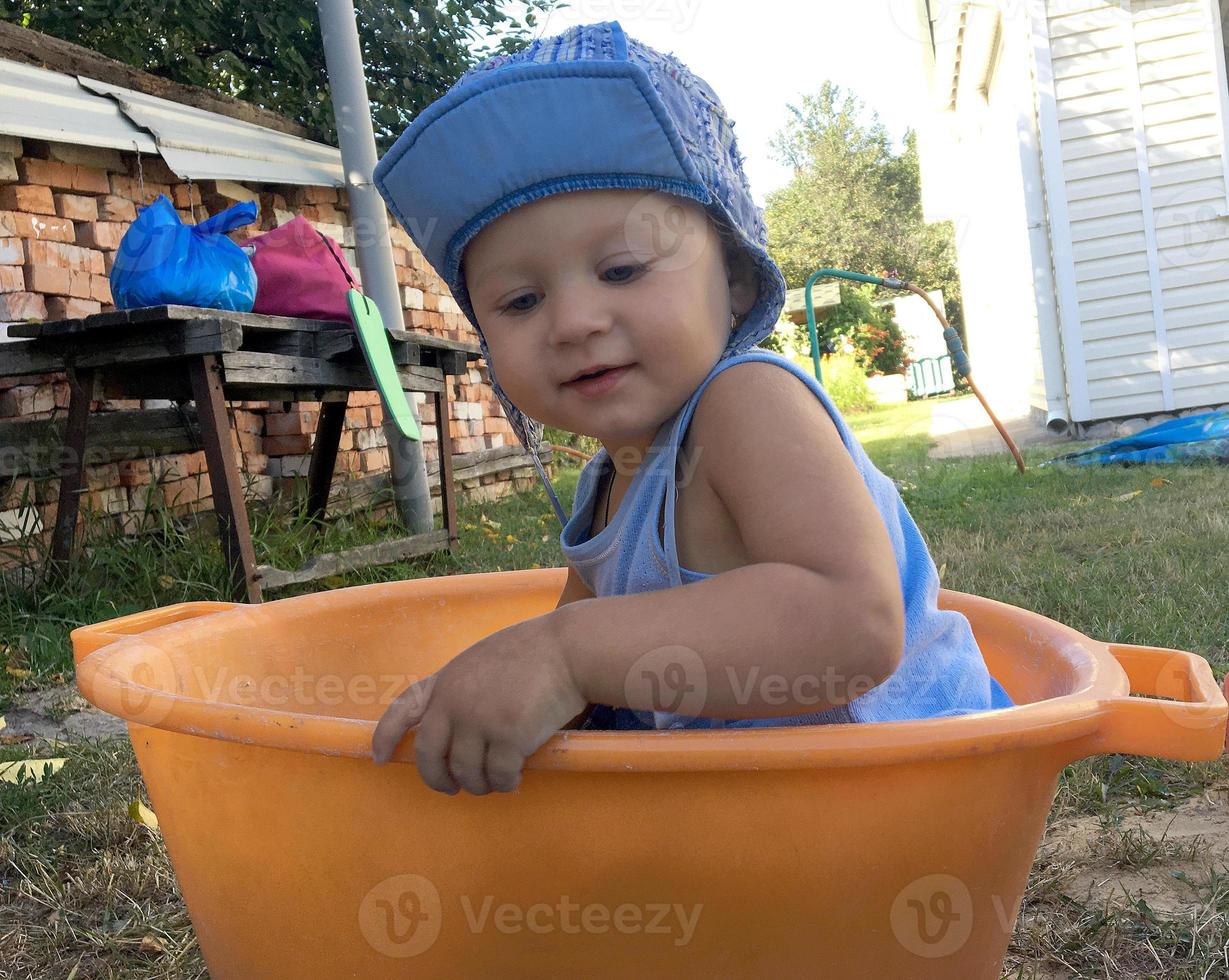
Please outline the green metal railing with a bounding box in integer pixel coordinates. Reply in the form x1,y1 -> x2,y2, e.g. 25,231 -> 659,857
802,268 -> 971,385
801,267 -> 1024,473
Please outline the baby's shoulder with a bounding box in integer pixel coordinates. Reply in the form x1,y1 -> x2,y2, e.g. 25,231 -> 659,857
682,354 -> 854,503
674,355 -> 890,584
686,356 -> 840,456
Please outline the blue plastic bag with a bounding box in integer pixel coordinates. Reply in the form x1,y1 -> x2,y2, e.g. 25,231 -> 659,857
110,195 -> 258,311
1042,410 -> 1229,466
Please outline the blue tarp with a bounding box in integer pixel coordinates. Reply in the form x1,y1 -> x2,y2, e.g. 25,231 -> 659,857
1042,409 -> 1229,466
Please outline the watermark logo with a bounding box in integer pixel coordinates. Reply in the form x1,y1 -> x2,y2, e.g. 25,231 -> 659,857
359,874 -> 702,958
1151,175 -> 1229,273
563,0 -> 702,33
1138,649 -> 1223,734
359,873 -> 443,958
622,192 -> 712,275
182,664 -> 433,711
606,441 -> 704,489
116,639 -> 178,727
460,895 -> 702,945
890,873 -> 974,958
884,0 -> 963,51
724,664 -> 879,710
624,645 -> 707,717
364,212 -> 440,252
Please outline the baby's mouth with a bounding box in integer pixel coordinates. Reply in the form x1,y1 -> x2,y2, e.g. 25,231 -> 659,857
564,364 -> 633,385
561,364 -> 637,398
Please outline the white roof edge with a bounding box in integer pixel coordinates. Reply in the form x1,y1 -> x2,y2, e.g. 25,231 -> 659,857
0,57 -> 343,187
0,57 -> 157,152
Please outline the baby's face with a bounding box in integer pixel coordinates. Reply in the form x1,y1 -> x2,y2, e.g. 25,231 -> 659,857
463,188 -> 745,447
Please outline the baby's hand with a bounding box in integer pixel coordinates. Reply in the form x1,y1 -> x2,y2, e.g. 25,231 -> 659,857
370,615 -> 585,795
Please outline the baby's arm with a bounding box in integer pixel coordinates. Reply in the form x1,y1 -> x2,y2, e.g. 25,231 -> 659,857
556,361 -> 904,720
555,563 -> 595,608
371,362 -> 904,792
555,565 -> 596,729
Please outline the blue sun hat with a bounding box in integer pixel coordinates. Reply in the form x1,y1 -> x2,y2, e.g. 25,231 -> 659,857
374,20 -> 787,525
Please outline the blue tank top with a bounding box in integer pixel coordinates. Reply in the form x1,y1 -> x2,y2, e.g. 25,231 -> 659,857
558,350 -> 1014,730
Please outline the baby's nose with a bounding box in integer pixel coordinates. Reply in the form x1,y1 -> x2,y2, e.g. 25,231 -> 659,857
547,288 -> 615,345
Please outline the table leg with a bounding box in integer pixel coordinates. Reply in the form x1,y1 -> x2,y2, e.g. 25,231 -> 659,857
306,397 -> 347,527
434,383 -> 457,548
49,366 -> 96,569
188,355 -> 262,604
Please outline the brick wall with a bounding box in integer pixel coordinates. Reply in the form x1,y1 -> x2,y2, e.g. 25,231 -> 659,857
0,135 -> 548,554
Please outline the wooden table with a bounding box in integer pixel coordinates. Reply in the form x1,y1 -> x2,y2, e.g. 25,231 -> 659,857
1,305 -> 481,603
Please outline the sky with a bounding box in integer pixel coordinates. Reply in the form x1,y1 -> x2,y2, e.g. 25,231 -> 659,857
491,0 -> 935,206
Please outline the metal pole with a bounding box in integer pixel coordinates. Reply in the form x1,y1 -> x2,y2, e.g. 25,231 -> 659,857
316,0 -> 432,533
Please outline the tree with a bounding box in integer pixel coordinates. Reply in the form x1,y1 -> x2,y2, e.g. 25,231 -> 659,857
0,0 -> 559,152
764,81 -> 965,357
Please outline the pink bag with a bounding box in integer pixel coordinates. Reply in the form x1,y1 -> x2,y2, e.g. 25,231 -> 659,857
244,215 -> 357,321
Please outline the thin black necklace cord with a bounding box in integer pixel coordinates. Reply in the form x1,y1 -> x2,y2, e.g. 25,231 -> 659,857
603,465 -> 614,527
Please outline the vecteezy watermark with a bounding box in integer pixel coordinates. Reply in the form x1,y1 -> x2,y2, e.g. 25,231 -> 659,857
459,895 -> 701,945
621,191 -> 712,275
606,439 -> 704,488
564,0 -> 702,33
890,874 -> 1023,960
1125,647 -> 1225,734
349,212 -> 439,252
624,645 -> 708,717
884,0 -> 1055,52
104,645 -> 437,720
115,639 -> 179,727
1151,176 -> 1229,273
622,646 -> 887,721
358,873 -> 444,959
883,0 -> 962,51
182,664 -> 436,711
724,665 -> 880,709
890,874 -> 974,958
0,440 -> 164,477
359,874 -> 702,957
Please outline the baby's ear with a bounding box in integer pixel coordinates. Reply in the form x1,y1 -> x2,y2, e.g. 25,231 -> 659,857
726,246 -> 759,321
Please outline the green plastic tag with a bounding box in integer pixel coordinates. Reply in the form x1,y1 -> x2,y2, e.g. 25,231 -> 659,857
347,288 -> 420,441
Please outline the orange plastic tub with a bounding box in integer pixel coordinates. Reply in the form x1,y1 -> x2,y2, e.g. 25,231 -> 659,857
72,568 -> 1227,979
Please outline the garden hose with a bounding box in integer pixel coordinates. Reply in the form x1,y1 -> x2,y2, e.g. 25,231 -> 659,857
803,268 -> 1027,474
546,443 -> 594,462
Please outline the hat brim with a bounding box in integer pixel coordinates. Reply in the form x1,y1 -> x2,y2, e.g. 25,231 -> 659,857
374,60 -> 714,296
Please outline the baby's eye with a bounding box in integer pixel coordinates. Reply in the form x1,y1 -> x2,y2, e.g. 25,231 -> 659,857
603,263 -> 648,283
500,293 -> 538,315
498,264 -> 648,315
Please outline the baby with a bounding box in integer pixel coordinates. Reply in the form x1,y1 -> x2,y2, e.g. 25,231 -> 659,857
370,21 -> 1013,793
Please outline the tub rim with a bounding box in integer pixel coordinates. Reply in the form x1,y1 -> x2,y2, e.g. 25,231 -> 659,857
72,569 -> 1227,771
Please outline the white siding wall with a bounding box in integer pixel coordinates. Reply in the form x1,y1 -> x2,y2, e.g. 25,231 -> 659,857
1043,0 -> 1229,419
1048,0 -> 1159,418
1134,0 -> 1229,411
918,3 -> 1055,420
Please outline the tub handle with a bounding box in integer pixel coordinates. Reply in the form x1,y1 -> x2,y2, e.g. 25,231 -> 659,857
70,602 -> 239,667
1087,643 -> 1228,761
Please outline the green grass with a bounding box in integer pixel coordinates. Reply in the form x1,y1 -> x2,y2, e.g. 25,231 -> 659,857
847,396 -> 1229,692
846,396 -> 1229,976
0,469 -> 584,711
847,396 -> 1229,826
844,391 -> 943,469
2,401 -> 1228,977
0,740 -> 201,978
